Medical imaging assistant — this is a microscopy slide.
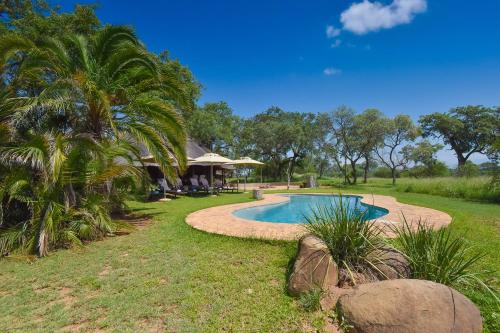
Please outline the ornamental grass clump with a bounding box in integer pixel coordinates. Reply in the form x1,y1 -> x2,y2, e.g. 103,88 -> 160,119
393,218 -> 496,296
304,195 -> 386,282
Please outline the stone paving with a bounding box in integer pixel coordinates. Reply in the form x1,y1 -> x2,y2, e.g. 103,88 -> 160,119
185,193 -> 452,240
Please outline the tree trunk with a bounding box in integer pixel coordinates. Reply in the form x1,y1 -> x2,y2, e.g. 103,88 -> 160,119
363,159 -> 369,183
457,154 -> 467,175
289,156 -> 297,179
286,159 -> 292,190
391,168 -> 396,185
350,161 -> 357,184
277,161 -> 283,181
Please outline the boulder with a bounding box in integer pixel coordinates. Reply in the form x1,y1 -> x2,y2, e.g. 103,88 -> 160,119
338,268 -> 377,288
372,246 -> 411,280
337,279 -> 482,333
288,235 -> 338,296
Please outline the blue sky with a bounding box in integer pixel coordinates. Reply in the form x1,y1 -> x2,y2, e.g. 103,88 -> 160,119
56,0 -> 500,164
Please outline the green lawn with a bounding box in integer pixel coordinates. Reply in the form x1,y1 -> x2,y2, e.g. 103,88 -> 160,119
0,185 -> 498,332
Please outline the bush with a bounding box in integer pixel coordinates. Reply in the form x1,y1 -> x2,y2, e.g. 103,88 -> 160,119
408,161 -> 451,178
393,218 -> 490,289
304,196 -> 386,277
457,161 -> 481,177
298,288 -> 323,312
395,176 -> 499,203
373,167 -> 398,178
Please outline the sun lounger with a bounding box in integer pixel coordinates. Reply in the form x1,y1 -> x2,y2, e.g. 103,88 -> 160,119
189,177 -> 209,194
214,179 -> 237,192
158,179 -> 185,198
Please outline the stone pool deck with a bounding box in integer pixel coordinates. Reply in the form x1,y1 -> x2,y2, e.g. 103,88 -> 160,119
185,193 -> 452,240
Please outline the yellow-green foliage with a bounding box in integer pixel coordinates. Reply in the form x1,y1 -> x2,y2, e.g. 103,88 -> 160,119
396,177 -> 499,203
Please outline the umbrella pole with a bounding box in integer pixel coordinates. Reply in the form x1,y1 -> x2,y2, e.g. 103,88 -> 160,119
210,164 -> 213,187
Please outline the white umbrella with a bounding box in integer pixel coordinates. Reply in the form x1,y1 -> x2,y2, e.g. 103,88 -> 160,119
191,153 -> 234,186
228,157 -> 264,192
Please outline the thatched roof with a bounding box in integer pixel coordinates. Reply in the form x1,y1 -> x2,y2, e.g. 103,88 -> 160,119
185,138 -> 210,160
136,137 -> 210,162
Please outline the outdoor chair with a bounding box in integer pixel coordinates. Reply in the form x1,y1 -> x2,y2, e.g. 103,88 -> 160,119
200,175 -> 214,191
214,179 -> 236,193
175,177 -> 184,190
189,177 -> 209,194
158,179 -> 185,198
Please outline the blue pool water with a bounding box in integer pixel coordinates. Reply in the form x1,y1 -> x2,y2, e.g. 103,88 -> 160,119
233,194 -> 388,224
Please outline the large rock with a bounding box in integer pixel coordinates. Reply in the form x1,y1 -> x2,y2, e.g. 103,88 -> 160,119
372,246 -> 411,280
288,235 -> 338,296
337,279 -> 482,333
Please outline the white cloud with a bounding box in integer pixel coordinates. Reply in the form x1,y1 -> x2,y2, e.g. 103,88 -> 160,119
330,39 -> 342,48
326,25 -> 341,38
340,0 -> 427,35
323,67 -> 342,76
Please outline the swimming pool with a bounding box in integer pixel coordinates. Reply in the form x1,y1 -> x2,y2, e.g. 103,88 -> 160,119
233,194 -> 388,224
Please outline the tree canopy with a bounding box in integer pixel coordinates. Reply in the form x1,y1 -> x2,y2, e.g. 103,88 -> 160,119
419,106 -> 500,168
0,4 -> 199,256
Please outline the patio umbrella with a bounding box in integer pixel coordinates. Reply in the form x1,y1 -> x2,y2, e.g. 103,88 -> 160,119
228,157 -> 264,192
191,153 -> 234,186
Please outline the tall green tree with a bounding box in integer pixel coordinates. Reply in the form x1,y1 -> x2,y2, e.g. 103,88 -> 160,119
250,107 -> 294,180
404,140 -> 448,177
356,108 -> 386,183
329,107 -> 384,184
0,1 -> 100,40
186,101 -> 239,154
419,106 -> 500,170
311,112 -> 333,178
0,25 -> 193,256
376,115 -> 419,185
1,26 -> 188,179
329,106 -> 361,184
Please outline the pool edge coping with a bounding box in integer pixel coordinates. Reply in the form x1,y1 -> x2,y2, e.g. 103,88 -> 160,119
185,193 -> 452,240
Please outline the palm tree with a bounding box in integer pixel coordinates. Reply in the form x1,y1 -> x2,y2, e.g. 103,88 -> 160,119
0,26 -> 192,256
0,131 -> 140,256
1,26 -> 187,179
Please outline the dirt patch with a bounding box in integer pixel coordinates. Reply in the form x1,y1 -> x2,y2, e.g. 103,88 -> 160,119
114,213 -> 153,231
98,265 -> 111,277
33,286 -> 50,294
139,318 -> 165,333
60,287 -> 76,309
61,321 -> 86,332
45,287 -> 76,310
270,279 -> 280,287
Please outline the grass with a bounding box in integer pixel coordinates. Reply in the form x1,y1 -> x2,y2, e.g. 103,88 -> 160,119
0,183 -> 498,332
395,176 -> 499,203
278,184 -> 500,332
0,194 -> 323,332
318,176 -> 499,203
298,288 -> 323,312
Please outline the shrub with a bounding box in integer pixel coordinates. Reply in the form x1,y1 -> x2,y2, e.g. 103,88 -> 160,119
457,161 -> 481,177
393,218 -> 491,290
304,196 -> 386,278
395,176 -> 499,203
298,288 -> 323,312
373,167 -> 398,178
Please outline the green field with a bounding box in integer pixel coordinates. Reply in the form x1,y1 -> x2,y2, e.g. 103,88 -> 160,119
318,176 -> 499,203
0,185 -> 498,332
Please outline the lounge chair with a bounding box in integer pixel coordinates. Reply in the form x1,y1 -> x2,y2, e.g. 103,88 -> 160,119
175,177 -> 184,190
200,176 -> 220,194
158,179 -> 185,198
214,179 -> 237,193
189,177 -> 209,194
